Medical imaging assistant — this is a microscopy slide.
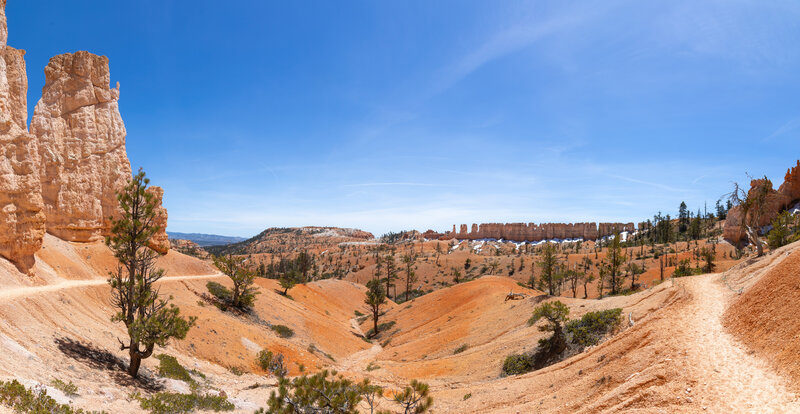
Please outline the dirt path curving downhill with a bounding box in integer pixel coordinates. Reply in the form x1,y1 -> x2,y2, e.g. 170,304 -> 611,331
681,274 -> 800,412
0,274 -> 225,302
337,317 -> 384,374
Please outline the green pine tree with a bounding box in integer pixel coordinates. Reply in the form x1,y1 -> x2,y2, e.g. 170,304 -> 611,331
107,169 -> 196,378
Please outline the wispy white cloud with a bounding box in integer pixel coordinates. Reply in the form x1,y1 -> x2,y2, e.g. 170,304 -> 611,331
342,182 -> 445,188
431,3 -> 611,96
608,174 -> 687,193
764,117 -> 800,142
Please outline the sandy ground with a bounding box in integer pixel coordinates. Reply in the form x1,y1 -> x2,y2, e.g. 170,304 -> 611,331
723,240 -> 800,395
0,233 -> 798,413
428,272 -> 800,413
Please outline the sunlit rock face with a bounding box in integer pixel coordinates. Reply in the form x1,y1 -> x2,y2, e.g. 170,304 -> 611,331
724,162 -> 800,244
448,222 -> 636,242
147,186 -> 170,255
0,0 -> 46,274
30,51 -> 132,243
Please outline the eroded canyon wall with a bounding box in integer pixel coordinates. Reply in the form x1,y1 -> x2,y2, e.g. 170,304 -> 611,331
440,222 -> 635,242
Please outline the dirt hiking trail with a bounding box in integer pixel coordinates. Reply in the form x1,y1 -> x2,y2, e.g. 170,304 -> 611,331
0,274 -> 224,302
680,274 -> 800,412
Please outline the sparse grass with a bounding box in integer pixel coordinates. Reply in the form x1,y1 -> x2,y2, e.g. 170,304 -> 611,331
453,344 -> 469,354
133,391 -> 234,414
306,344 -> 336,361
365,321 -> 396,338
156,354 -> 194,385
189,369 -> 206,380
270,324 -> 295,339
393,289 -> 427,304
50,379 -> 78,397
206,282 -> 232,304
0,379 -> 104,414
365,362 -> 380,372
257,349 -> 274,371
566,308 -> 622,347
256,349 -> 287,377
228,366 -> 245,376
501,353 -> 535,376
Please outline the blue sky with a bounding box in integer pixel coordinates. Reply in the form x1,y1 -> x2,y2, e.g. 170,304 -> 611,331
9,1 -> 800,237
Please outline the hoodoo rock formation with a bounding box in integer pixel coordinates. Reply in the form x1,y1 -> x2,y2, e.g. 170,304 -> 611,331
30,51 -> 133,242
440,222 -> 636,242
0,1 -> 46,273
778,161 -> 800,202
146,186 -> 170,255
724,161 -> 800,243
0,0 -> 170,273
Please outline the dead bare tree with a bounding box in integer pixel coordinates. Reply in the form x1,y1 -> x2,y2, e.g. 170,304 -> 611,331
728,177 -> 773,257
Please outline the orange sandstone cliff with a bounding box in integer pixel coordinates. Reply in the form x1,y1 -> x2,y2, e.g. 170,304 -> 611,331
0,0 -> 46,273
0,0 -> 169,273
430,222 -> 636,242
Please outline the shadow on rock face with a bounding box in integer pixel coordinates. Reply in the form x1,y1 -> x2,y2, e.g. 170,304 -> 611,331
54,336 -> 163,392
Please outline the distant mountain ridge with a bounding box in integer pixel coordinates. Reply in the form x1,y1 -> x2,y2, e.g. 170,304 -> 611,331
205,226 -> 375,256
167,232 -> 248,247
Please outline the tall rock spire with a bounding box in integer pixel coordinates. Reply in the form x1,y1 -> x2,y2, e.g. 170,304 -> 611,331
0,0 -> 47,274
30,51 -> 133,242
30,51 -> 170,250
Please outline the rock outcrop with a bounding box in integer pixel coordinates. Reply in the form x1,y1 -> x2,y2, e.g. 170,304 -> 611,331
146,186 -> 170,254
0,5 -> 170,271
30,51 -> 132,242
0,1 -> 46,274
723,161 -> 800,244
778,161 -> 800,203
28,51 -> 169,251
443,222 -> 635,242
170,238 -> 210,259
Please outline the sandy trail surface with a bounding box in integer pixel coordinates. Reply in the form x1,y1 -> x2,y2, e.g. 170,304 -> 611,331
0,273 -> 224,302
681,274 -> 800,412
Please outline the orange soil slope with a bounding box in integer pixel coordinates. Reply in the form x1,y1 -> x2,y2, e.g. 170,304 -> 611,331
357,275 -> 686,388
363,276 -> 544,380
430,272 -> 800,413
2,234 -> 218,288
723,240 -> 800,392
2,232 -> 797,413
165,277 -> 372,376
0,236 -> 372,411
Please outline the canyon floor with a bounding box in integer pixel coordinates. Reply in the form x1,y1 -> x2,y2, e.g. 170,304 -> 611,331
1,235 -> 799,413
